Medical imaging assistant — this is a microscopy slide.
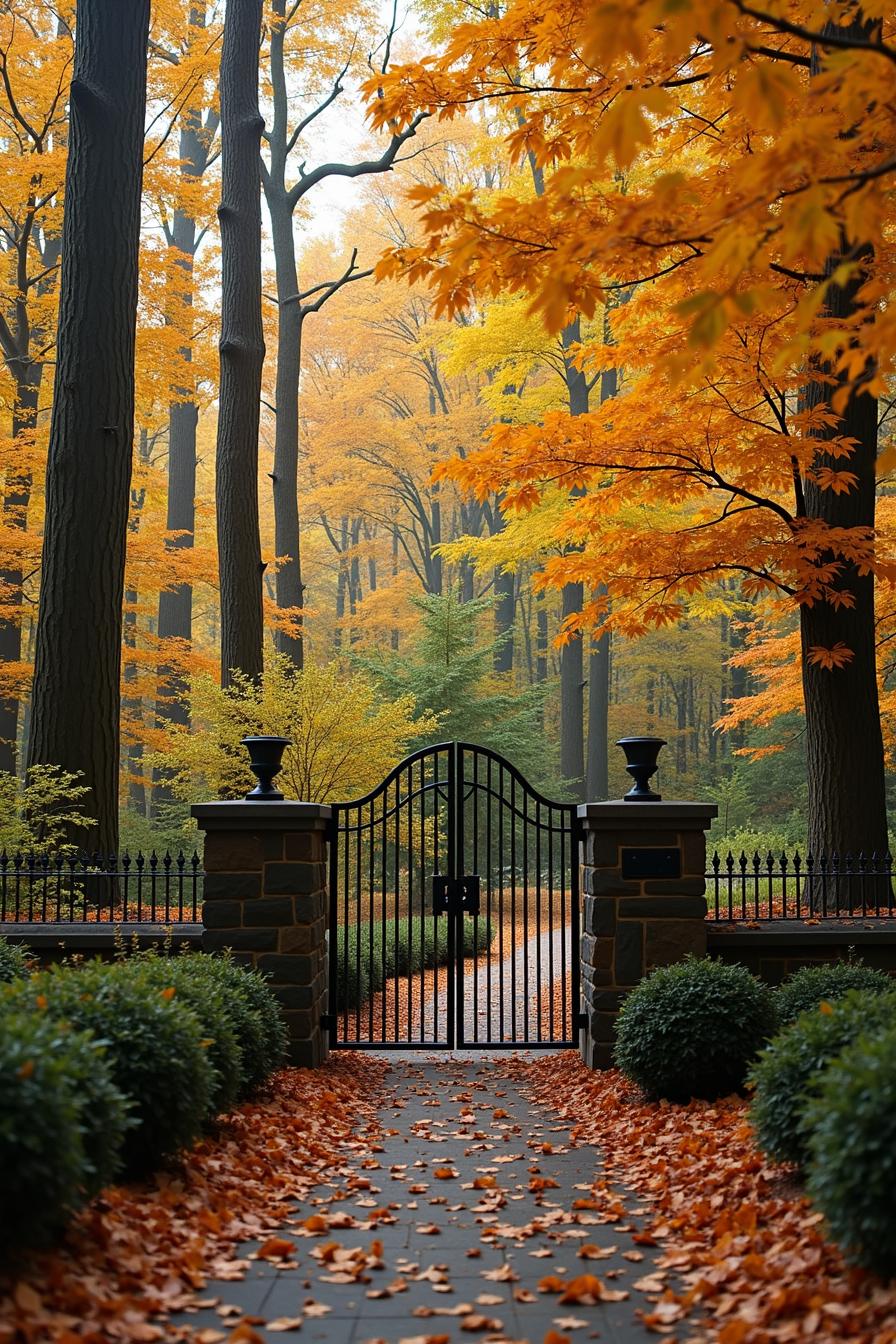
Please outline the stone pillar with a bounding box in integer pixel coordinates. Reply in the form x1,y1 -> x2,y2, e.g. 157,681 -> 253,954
578,800 -> 717,1069
192,801 -> 330,1068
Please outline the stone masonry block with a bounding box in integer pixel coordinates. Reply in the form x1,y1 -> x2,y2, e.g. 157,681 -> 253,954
204,872 -> 262,902
279,919 -> 325,954
645,919 -> 706,969
204,831 -> 282,872
287,1034 -> 328,1068
202,928 -> 278,954
589,870 -> 633,897
201,899 -> 243,930
269,982 -> 318,1010
618,895 -> 707,919
284,832 -> 324,862
642,878 -> 707,898
589,1011 -> 618,1044
614,921 -> 644,985
680,831 -> 707,876
615,827 -> 683,846
281,1007 -> 316,1038
258,952 -> 321,984
243,896 -> 295,927
263,862 -> 326,896
584,895 -> 617,938
294,891 -> 327,923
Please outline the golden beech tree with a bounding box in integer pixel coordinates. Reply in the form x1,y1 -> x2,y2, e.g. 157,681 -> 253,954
369,0 -> 896,853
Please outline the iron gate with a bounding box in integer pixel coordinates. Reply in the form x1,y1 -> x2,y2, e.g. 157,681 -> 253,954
327,742 -> 581,1050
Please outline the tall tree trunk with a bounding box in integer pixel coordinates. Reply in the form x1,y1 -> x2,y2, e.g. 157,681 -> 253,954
27,0 -> 150,852
559,316 -> 588,797
799,267 -> 885,856
796,14 -> 887,859
216,0 -> 265,687
156,12 -> 208,742
586,603 -> 609,800
267,191 -> 305,666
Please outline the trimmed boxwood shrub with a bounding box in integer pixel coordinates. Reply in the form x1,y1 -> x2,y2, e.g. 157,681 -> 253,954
0,1009 -> 128,1251
750,988 -> 896,1168
7,961 -> 213,1175
613,956 -> 777,1102
183,955 -> 287,1094
804,1024 -> 896,1277
0,937 -> 31,983
121,955 -> 246,1114
776,960 -> 892,1026
334,916 -> 495,1011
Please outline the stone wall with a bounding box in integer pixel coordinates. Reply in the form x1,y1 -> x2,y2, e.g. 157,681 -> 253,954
193,801 -> 330,1067
579,800 -> 717,1068
707,922 -> 896,983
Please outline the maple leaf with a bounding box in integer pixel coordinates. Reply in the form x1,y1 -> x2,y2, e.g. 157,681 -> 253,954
807,643 -> 855,670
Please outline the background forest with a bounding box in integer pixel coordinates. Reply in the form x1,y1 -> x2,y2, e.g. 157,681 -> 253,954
0,0 -> 891,857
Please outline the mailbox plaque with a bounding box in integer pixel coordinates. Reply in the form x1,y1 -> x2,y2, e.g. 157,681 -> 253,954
621,847 -> 681,880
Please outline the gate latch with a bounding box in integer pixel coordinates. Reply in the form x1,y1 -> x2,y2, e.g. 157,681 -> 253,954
432,874 -> 481,917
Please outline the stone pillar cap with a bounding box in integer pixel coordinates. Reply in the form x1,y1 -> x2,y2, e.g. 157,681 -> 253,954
578,800 -> 718,824
192,800 -> 331,830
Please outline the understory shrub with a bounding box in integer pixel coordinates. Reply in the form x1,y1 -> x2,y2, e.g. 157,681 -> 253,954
7,961 -> 213,1175
775,960 -> 893,1026
0,1009 -> 129,1252
613,956 -> 777,1102
185,954 -> 287,1093
804,1024 -> 896,1277
750,989 -> 896,1168
334,916 -> 494,1010
0,936 -> 31,983
122,955 -> 246,1113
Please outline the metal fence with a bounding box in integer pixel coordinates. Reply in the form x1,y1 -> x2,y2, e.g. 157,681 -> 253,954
706,850 -> 896,921
0,850 -> 203,924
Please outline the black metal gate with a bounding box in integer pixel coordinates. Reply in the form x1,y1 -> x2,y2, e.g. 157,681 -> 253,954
327,742 -> 581,1050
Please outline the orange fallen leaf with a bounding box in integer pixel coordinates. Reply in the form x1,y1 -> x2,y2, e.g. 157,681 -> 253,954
257,1236 -> 297,1261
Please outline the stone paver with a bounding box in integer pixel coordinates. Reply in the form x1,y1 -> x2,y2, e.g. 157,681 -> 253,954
175,1054 -> 686,1344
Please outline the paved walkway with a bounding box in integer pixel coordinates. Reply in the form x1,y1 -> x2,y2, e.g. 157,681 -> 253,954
175,1055 -> 686,1344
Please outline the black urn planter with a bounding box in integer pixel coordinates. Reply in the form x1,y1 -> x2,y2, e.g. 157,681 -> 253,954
617,736 -> 667,802
241,735 -> 291,801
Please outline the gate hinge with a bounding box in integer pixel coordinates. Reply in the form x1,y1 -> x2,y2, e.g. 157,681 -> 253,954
575,1011 -> 589,1029
320,1013 -> 336,1030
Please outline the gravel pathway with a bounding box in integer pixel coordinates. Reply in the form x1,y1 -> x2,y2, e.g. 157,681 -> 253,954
422,927 -> 573,1045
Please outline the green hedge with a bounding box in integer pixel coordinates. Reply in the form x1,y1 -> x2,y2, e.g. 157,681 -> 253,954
8,961 -> 214,1175
613,956 -> 777,1102
775,960 -> 893,1026
750,988 -> 896,1169
0,952 -> 288,1253
0,1009 -> 130,1252
333,916 -> 494,1010
804,1024 -> 896,1276
0,936 -> 31,983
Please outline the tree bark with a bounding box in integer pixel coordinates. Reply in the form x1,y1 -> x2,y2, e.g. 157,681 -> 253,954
559,316 -> 589,798
216,0 -> 265,687
797,11 -> 888,859
586,599 -> 609,800
799,259 -> 885,856
27,0 -> 150,852
156,8 -> 213,743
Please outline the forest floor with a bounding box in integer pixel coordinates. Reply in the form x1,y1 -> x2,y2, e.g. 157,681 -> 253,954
3,1051 -> 895,1344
